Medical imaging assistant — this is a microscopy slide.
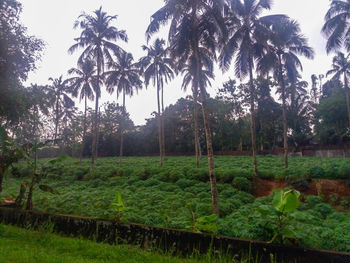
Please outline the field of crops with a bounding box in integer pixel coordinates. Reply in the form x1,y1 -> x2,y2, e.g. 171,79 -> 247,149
1,156 -> 350,253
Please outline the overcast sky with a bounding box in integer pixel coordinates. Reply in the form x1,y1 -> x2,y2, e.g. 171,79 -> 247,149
20,0 -> 332,125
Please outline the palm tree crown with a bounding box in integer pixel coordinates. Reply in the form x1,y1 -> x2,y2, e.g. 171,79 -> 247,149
104,52 -> 142,99
65,59 -> 97,102
69,6 -> 128,77
322,0 -> 350,53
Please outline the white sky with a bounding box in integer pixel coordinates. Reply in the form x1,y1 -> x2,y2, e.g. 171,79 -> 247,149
20,0 -> 332,125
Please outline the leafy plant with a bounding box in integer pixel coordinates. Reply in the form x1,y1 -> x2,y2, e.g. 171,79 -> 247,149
194,214 -> 219,234
110,192 -> 125,221
270,189 -> 300,244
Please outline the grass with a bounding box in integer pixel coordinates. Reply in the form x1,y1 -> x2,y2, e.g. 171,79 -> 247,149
0,224 -> 279,263
1,156 -> 350,252
0,224 -> 203,263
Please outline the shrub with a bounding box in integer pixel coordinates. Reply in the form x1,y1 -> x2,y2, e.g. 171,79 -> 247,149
290,178 -> 310,191
329,193 -> 339,206
339,197 -> 350,209
313,203 -> 333,219
338,165 -> 350,179
176,179 -> 196,189
305,195 -> 324,208
74,168 -> 88,181
308,166 -> 325,178
143,178 -> 161,187
232,177 -> 252,192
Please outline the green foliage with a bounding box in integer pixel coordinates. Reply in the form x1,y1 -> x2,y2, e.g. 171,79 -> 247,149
1,156 -> 349,253
194,215 -> 219,234
109,192 -> 125,221
232,177 -> 252,192
272,189 -> 300,213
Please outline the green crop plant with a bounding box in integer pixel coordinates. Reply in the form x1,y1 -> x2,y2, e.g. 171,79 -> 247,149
110,192 -> 125,221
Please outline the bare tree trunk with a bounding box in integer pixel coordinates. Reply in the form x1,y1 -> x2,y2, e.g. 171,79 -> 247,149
278,56 -> 288,168
193,90 -> 201,168
91,60 -> 100,169
54,93 -> 59,141
80,96 -> 87,164
344,74 -> 350,127
194,48 -> 219,215
157,75 -> 163,166
119,88 -> 125,165
161,84 -> 165,160
25,177 -> 35,210
199,89 -> 219,215
248,58 -> 258,177
0,170 -> 3,192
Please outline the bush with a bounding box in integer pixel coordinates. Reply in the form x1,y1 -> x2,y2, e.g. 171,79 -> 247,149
339,197 -> 350,209
232,177 -> 252,192
74,168 -> 88,181
308,166 -> 325,178
290,178 -> 310,191
176,179 -> 196,189
305,195 -> 324,208
313,203 -> 333,219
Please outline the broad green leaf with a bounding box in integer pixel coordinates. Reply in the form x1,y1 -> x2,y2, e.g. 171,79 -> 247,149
273,189 -> 300,213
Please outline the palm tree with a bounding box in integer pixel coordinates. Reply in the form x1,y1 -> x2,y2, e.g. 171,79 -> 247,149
104,52 -> 142,164
219,0 -> 282,177
311,74 -> 319,103
146,0 -> 226,215
69,6 -> 127,167
139,39 -> 174,166
258,17 -> 314,168
322,0 -> 350,53
48,76 -> 75,142
64,59 -> 98,163
326,52 -> 350,127
179,53 -> 214,168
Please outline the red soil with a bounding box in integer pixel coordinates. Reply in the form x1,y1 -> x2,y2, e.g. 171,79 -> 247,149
253,178 -> 350,199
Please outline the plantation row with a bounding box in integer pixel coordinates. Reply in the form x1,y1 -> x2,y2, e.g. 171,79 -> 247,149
10,156 -> 350,182
1,156 -> 350,253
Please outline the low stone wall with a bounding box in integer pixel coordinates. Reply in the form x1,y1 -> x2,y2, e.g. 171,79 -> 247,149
0,208 -> 349,263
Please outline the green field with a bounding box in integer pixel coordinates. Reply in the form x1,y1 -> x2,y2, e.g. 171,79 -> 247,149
1,156 -> 350,252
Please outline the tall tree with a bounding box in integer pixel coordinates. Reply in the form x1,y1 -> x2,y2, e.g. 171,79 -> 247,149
258,17 -> 314,168
65,59 -> 97,162
48,76 -> 75,142
0,0 -> 44,122
69,6 -> 127,168
146,0 -> 226,215
322,0 -> 350,53
220,0 -> 281,176
104,51 -> 142,164
326,52 -> 350,127
139,39 -> 174,166
311,74 -> 319,103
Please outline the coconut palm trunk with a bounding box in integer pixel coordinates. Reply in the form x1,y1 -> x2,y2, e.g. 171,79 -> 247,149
199,86 -> 219,215
91,58 -> 101,168
80,96 -> 88,164
278,56 -> 289,168
161,84 -> 165,159
119,87 -> 126,164
344,73 -> 350,127
193,89 -> 201,168
54,92 -> 60,141
157,74 -> 164,166
248,57 -> 258,177
195,46 -> 219,215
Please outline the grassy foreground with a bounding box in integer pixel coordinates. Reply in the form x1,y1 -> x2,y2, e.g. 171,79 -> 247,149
0,224 -> 211,263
